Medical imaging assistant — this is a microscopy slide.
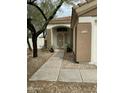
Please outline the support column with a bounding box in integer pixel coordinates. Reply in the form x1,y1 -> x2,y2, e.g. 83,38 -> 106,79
51,29 -> 53,47
90,19 -> 97,65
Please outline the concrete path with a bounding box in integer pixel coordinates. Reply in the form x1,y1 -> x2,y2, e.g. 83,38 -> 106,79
29,50 -> 64,81
58,69 -> 82,82
30,50 -> 97,83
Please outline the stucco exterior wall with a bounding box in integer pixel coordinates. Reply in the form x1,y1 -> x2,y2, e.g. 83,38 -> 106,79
71,9 -> 78,54
78,16 -> 97,65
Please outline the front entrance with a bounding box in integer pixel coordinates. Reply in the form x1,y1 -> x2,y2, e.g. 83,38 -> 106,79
50,26 -> 72,49
57,33 -> 64,48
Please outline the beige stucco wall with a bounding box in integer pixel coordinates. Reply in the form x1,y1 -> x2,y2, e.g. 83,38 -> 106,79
78,16 -> 97,65
71,9 -> 78,54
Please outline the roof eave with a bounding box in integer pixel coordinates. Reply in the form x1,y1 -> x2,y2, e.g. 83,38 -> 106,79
75,0 -> 97,16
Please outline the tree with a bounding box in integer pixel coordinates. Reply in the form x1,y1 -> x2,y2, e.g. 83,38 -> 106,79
27,30 -> 32,51
27,0 -> 78,57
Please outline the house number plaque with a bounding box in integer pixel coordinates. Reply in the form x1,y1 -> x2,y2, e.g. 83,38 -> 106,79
81,30 -> 88,34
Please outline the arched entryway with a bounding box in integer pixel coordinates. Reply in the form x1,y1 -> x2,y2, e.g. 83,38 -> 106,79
52,26 -> 72,49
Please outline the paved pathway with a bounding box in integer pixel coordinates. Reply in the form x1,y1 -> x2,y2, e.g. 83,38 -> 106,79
30,50 -> 97,83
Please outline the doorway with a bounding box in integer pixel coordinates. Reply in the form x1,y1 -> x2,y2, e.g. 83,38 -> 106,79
57,33 -> 64,48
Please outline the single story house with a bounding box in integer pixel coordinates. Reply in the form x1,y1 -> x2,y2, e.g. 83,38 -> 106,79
46,0 -> 97,65
28,0 -> 97,65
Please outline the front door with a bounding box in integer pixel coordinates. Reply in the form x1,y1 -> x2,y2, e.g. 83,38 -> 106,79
57,33 -> 63,48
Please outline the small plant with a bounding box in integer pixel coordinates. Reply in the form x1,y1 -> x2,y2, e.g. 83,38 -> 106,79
66,43 -> 72,52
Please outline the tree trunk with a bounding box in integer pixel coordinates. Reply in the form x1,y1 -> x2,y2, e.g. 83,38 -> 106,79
43,38 -> 47,48
27,37 -> 32,51
32,36 -> 38,57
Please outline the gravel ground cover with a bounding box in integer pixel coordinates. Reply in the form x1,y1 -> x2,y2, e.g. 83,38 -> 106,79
28,81 -> 97,93
27,49 -> 53,80
61,52 -> 97,69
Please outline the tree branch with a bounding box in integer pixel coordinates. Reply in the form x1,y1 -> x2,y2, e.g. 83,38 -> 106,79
36,0 -> 64,37
36,22 -> 48,37
28,0 -> 37,3
27,2 -> 47,21
48,0 -> 64,20
32,0 -> 37,3
27,18 -> 36,35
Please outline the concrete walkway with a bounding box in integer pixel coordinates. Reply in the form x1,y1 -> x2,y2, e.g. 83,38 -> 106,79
30,50 -> 97,83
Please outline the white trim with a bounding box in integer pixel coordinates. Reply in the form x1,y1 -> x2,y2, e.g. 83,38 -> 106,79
47,24 -> 70,29
90,19 -> 97,65
79,16 -> 96,23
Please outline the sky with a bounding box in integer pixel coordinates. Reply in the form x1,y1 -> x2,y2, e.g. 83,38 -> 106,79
56,0 -> 87,17
37,0 -> 84,18
37,0 -> 86,17
57,4 -> 72,17
56,1 -> 81,17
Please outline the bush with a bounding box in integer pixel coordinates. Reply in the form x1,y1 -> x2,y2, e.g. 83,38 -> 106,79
66,43 -> 72,52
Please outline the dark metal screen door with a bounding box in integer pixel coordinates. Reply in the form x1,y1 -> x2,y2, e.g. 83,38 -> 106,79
57,33 -> 63,48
